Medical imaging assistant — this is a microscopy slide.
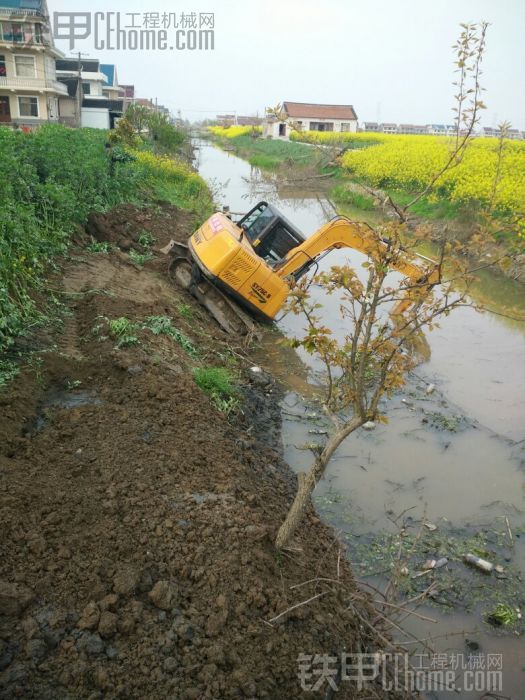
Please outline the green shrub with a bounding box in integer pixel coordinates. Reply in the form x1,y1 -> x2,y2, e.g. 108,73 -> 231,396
0,123 -> 210,355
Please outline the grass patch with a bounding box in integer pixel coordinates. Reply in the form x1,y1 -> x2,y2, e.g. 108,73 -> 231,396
87,240 -> 113,253
331,184 -> 375,210
209,132 -> 317,169
177,303 -> 194,322
193,366 -> 239,414
248,154 -> 282,169
486,603 -> 520,627
138,230 -> 156,247
129,250 -> 154,267
142,315 -> 198,357
0,359 -> 20,388
106,317 -> 140,348
387,188 -> 462,220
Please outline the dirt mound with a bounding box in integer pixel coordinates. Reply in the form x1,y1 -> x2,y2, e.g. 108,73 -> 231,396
85,202 -> 195,252
0,203 -> 397,699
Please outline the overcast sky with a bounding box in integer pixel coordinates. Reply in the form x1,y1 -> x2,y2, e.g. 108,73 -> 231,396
50,0 -> 524,128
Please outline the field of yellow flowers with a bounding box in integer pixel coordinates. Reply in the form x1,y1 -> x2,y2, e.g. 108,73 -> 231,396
208,125 -> 262,139
291,130 -> 525,215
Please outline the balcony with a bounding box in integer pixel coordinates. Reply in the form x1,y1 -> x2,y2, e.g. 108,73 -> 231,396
0,76 -> 68,95
0,37 -> 51,49
0,9 -> 43,17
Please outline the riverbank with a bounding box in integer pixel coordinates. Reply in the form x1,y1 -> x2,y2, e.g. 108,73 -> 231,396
0,201 -> 406,699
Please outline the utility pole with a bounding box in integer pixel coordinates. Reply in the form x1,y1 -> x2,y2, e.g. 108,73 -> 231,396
75,51 -> 88,128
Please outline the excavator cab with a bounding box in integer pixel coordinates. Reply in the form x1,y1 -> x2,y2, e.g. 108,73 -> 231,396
238,202 -> 305,266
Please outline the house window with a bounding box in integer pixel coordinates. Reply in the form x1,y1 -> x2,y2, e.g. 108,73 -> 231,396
1,22 -> 41,43
341,122 -> 350,132
82,82 -> 91,95
0,55 -> 6,77
18,96 -> 39,118
309,121 -> 334,132
1,22 -> 24,42
14,55 -> 36,78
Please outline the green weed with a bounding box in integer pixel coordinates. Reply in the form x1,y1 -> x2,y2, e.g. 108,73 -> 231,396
142,315 -> 198,357
87,240 -> 112,253
193,366 -> 239,414
331,184 -> 375,210
107,317 -> 140,348
138,230 -> 156,247
177,303 -> 194,322
486,603 -> 520,627
0,359 -> 20,388
129,250 -> 154,267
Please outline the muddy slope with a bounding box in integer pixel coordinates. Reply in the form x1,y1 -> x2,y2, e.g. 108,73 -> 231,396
0,204 -> 398,699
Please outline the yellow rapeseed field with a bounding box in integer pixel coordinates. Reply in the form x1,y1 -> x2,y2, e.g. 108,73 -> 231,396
208,125 -> 262,138
291,131 -> 525,214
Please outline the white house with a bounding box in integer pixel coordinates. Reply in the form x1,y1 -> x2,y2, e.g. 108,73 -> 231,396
56,57 -> 123,128
0,0 -> 68,128
263,101 -> 358,139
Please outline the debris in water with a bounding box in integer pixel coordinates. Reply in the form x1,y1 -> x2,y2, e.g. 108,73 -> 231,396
494,564 -> 505,574
412,569 -> 431,579
426,383 -> 436,395
463,553 -> 494,573
308,428 -> 328,436
422,559 -> 437,570
424,522 -> 438,531
362,421 -> 376,430
486,603 -> 520,627
422,556 -> 448,571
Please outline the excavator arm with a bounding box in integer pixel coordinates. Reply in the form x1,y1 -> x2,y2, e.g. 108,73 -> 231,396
275,216 -> 440,316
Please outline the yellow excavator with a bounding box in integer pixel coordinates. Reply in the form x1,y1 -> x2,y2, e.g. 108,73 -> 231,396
162,201 -> 439,335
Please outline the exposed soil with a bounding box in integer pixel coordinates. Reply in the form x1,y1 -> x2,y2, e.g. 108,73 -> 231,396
0,203 -> 402,699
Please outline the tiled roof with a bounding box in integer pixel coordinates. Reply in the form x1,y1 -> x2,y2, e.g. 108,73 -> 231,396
283,102 -> 357,120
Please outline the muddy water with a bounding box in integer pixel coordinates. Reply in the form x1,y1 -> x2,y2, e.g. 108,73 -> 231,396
195,141 -> 525,697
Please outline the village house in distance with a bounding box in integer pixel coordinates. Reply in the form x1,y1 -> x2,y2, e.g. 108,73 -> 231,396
0,0 -> 67,126
263,101 -> 358,139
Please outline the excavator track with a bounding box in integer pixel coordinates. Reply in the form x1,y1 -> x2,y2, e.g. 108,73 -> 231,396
165,241 -> 260,338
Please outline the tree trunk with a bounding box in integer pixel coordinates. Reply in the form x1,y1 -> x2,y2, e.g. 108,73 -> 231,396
275,417 -> 363,549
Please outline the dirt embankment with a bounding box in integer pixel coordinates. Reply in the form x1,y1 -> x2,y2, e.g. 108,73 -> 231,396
0,203 -> 399,699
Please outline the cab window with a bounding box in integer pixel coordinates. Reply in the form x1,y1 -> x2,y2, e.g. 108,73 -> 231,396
256,224 -> 301,264
241,206 -> 274,243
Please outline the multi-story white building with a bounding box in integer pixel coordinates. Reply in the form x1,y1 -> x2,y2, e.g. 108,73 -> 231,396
0,0 -> 67,128
55,57 -> 123,129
